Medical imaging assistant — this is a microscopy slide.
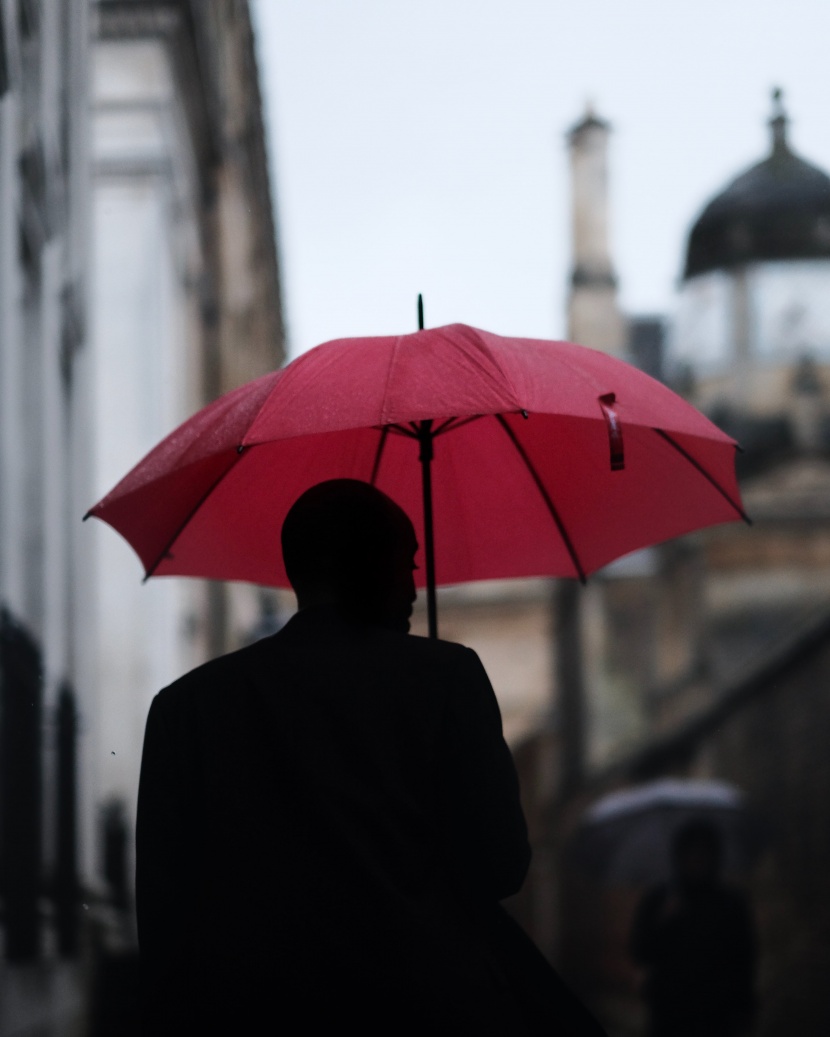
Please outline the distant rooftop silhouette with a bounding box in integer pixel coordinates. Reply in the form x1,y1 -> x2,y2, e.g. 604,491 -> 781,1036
684,89 -> 830,279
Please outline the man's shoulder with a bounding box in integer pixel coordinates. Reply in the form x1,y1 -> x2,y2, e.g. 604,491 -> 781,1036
151,625 -> 483,719
152,639 -> 266,712
279,608 -> 479,668
399,631 -> 476,662
371,628 -> 486,679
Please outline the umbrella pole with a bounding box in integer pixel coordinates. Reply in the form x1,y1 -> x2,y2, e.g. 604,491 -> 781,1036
417,420 -> 438,639
415,294 -> 438,639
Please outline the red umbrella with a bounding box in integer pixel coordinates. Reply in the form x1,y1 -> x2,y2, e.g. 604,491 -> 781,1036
86,323 -> 748,637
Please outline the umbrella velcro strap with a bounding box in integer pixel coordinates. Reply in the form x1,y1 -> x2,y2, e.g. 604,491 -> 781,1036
599,393 -> 625,472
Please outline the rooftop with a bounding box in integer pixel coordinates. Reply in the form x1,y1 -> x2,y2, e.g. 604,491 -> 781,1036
684,90 -> 830,280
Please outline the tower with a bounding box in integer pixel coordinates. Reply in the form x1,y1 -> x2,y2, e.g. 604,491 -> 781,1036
566,106 -> 625,355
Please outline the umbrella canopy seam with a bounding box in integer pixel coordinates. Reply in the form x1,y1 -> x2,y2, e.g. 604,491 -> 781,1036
379,335 -> 405,426
239,370 -> 286,450
460,327 -> 524,408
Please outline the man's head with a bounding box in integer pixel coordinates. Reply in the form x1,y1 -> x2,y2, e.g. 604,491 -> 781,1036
281,480 -> 418,632
671,818 -> 723,888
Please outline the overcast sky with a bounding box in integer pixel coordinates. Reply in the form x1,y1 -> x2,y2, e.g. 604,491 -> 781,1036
251,0 -> 830,358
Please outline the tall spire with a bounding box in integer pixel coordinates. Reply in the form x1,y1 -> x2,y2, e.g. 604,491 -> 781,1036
566,102 -> 624,356
769,86 -> 789,155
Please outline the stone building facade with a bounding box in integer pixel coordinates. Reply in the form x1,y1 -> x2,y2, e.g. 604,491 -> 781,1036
0,2 -> 284,1033
0,0 -> 93,1030
85,1 -> 285,924
550,608 -> 830,1037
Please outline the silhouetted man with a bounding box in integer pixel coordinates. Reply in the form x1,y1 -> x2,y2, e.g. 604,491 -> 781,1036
137,480 -> 605,1034
631,819 -> 757,1037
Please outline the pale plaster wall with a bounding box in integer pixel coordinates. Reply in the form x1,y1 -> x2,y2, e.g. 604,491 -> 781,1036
86,38 -> 209,854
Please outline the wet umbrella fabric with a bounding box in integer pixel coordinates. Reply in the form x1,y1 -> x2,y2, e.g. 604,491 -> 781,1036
86,324 -> 747,633
568,779 -> 767,885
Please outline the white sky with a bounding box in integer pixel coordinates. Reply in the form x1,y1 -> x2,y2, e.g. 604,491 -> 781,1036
252,0 -> 830,358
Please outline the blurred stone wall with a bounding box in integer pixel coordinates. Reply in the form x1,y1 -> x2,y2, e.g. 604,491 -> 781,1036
519,611 -> 830,1037
0,1 -> 285,1033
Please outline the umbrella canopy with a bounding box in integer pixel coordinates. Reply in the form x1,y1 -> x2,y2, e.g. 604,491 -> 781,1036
568,779 -> 767,885
87,324 -> 747,634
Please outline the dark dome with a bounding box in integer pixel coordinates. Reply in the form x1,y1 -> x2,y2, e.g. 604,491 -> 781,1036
684,94 -> 830,280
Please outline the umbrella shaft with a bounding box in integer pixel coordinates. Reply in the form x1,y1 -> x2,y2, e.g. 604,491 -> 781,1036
418,422 -> 438,639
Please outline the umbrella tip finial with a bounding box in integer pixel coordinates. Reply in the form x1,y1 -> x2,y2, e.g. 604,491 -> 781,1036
417,294 -> 424,331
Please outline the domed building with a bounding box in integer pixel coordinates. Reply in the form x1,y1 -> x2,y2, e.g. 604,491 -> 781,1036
544,99 -> 830,1037
670,91 -> 830,456
660,93 -> 830,694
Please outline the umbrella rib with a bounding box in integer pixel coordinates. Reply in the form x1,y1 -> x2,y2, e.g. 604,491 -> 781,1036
432,416 -> 458,435
494,414 -> 586,583
653,429 -> 752,524
142,450 -> 245,582
376,423 -> 417,439
434,414 -> 486,436
369,426 -> 389,485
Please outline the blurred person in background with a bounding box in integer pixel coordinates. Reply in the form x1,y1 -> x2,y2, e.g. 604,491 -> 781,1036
631,818 -> 757,1037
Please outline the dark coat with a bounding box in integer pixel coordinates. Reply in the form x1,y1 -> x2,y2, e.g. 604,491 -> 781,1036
137,607 -> 544,1033
631,880 -> 757,1037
